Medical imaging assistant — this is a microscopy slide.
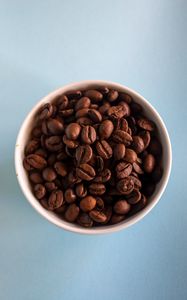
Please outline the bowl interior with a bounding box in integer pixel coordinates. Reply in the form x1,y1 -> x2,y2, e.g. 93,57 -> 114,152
15,81 -> 172,234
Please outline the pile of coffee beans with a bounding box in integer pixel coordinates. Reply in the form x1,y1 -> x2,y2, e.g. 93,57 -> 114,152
23,87 -> 163,227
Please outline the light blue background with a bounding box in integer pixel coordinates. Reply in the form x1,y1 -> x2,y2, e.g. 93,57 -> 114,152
0,1 -> 187,299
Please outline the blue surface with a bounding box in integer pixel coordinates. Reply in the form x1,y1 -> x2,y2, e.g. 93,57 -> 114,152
0,1 -> 187,299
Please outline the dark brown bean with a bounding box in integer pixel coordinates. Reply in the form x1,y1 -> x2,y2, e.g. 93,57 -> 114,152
96,140 -> 112,159
124,149 -> 137,163
148,138 -> 162,155
77,213 -> 93,227
80,196 -> 97,212
114,200 -> 131,214
127,190 -> 141,204
81,125 -> 96,144
108,105 -> 128,119
75,183 -> 87,198
107,90 -> 119,102
65,123 -> 81,140
143,154 -> 156,173
116,162 -> 132,179
45,136 -> 63,152
93,169 -> 111,183
42,167 -> 57,182
56,94 -> 69,109
99,102 -> 111,114
118,93 -> 132,104
132,136 -> 145,153
75,145 -> 93,164
89,210 -> 107,223
39,103 -> 53,120
25,140 -> 39,155
48,190 -> 64,210
117,177 -> 134,194
137,118 -> 155,131
34,184 -> 46,199
110,214 -> 126,224
29,172 -> 43,184
112,130 -> 132,145
64,188 -> 77,203
63,135 -> 79,148
113,144 -> 126,160
99,120 -> 114,140
128,194 -> 147,216
88,109 -> 102,123
139,131 -> 151,149
76,163 -> 96,181
89,183 -> 106,195
65,204 -> 80,222
75,97 -> 91,111
45,182 -> 57,192
25,154 -> 47,169
133,162 -> 144,174
54,162 -> 67,177
75,108 -> 89,118
76,117 -> 93,125
84,90 -> 103,102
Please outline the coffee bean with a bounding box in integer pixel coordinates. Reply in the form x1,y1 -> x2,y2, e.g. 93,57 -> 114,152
59,108 -> 74,117
102,206 -> 112,224
127,190 -> 141,204
25,154 -> 47,170
89,183 -> 106,195
88,109 -> 102,123
132,136 -> 144,153
45,136 -> 63,152
54,162 -> 67,177
139,131 -> 151,149
115,118 -> 128,132
40,197 -> 49,209
65,204 -> 80,222
55,203 -> 67,214
99,120 -> 114,140
130,102 -> 142,114
34,184 -> 46,199
42,167 -> 57,182
119,102 -> 131,116
76,117 -> 93,125
116,162 -> 132,179
44,118 -> 64,135
129,175 -> 142,189
25,140 -> 39,155
96,140 -> 112,159
128,194 -> 147,216
56,151 -> 68,160
110,214 -> 125,224
56,94 -> 69,109
35,148 -> 48,158
84,90 -> 103,102
89,210 -> 107,223
114,200 -> 131,214
107,89 -> 119,102
143,154 -> 155,173
39,103 -> 53,120
64,188 -> 77,203
75,183 -> 87,198
75,97 -> 91,111
118,93 -> 132,104
112,130 -> 132,145
96,197 -> 105,210
93,169 -> 111,183
124,149 -> 137,163
113,144 -> 126,160
63,135 -> 79,148
32,126 -> 42,138
68,170 -> 81,185
148,138 -> 162,156
133,162 -> 144,174
80,196 -> 97,212
117,177 -> 134,194
108,105 -> 128,119
75,108 -> 89,118
81,125 -> 96,144
76,163 -> 96,181
45,182 -> 57,192
75,145 -> 93,164
66,90 -> 82,100
99,102 -> 111,114
137,118 -> 155,131
29,171 -> 43,184
65,123 -> 81,140
77,213 -> 93,227
98,86 -> 109,95
48,190 -> 63,210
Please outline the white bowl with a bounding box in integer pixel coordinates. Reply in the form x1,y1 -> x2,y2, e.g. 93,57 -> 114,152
15,80 -> 172,234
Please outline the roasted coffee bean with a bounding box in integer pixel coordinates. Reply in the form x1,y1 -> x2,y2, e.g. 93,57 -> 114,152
124,149 -> 137,163
132,136 -> 144,153
114,200 -> 131,214
48,190 -> 63,210
56,94 -> 69,109
75,183 -> 87,198
99,120 -> 114,140
110,214 -> 125,224
137,118 -> 155,131
65,204 -> 80,222
34,184 -> 46,199
139,131 -> 151,149
24,154 -> 47,170
113,144 -> 126,160
107,90 -> 119,102
89,210 -> 107,223
45,136 -> 63,152
88,109 -> 102,123
39,103 -> 53,120
64,188 -> 77,203
96,140 -> 112,159
93,169 -> 111,183
77,213 -> 93,227
148,138 -> 162,155
65,123 -> 81,140
133,162 -> 144,174
108,105 -> 128,119
45,182 -> 57,192
63,135 -> 79,148
99,102 -> 111,114
42,167 -> 57,181
143,154 -> 155,173
76,117 -> 93,125
80,196 -> 97,212
89,183 -> 106,195
81,125 -> 96,144
75,145 -> 93,164
84,90 -> 103,102
25,140 -> 39,155
117,177 -> 134,194
24,86 -> 162,228
76,163 -> 96,181
128,194 -> 147,216
29,171 -> 43,184
127,189 -> 141,204
112,130 -> 132,145
116,162 -> 132,179
118,93 -> 132,104
75,97 -> 91,111
54,162 -> 67,177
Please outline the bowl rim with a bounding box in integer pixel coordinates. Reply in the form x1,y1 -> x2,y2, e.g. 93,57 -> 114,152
15,80 -> 172,234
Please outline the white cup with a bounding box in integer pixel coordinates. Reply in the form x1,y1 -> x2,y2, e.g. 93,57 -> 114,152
15,80 -> 172,234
